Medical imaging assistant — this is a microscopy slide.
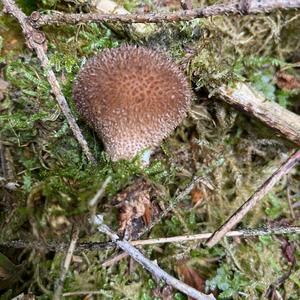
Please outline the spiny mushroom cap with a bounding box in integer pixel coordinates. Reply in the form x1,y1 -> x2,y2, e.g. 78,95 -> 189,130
73,45 -> 192,161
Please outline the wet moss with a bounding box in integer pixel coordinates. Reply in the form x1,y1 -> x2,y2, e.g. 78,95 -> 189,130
0,0 -> 300,299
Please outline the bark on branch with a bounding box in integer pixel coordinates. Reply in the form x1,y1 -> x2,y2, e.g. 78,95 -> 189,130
1,225 -> 300,251
30,0 -> 300,27
218,83 -> 300,146
2,0 -> 95,164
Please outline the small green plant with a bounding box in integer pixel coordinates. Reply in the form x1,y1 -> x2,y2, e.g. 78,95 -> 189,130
206,265 -> 248,299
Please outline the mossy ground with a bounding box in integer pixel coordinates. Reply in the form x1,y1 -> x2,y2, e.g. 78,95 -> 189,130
0,0 -> 300,299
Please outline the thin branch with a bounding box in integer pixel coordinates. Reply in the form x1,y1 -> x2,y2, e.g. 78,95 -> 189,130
63,291 -> 104,297
93,215 -> 216,300
0,239 -> 114,251
2,225 -> 300,252
53,226 -> 79,300
206,149 -> 300,248
131,226 -> 300,246
89,176 -> 112,207
101,225 -> 300,267
2,0 -> 95,164
30,0 -> 300,27
218,83 -> 300,147
102,251 -> 129,267
287,178 -> 296,219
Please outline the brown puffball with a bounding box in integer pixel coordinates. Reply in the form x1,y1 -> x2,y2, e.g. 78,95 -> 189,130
73,45 -> 192,161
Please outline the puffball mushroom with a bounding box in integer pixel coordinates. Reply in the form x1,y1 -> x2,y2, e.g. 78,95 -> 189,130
73,45 -> 192,161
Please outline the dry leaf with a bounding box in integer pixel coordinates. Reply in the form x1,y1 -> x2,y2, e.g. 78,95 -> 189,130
280,239 -> 296,264
153,285 -> 174,300
142,203 -> 152,226
191,187 -> 203,207
0,265 -> 10,280
0,252 -> 23,289
115,179 -> 152,237
177,261 -> 205,300
275,71 -> 300,91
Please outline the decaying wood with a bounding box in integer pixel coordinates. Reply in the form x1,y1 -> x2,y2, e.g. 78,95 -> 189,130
218,83 -> 300,146
30,0 -> 300,27
2,0 -> 95,164
206,149 -> 300,248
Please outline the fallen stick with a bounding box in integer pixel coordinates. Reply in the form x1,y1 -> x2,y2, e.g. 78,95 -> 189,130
206,149 -> 300,248
53,227 -> 79,300
218,83 -> 300,146
2,0 -> 95,164
63,291 -> 104,297
101,225 -> 300,267
93,215 -> 216,300
30,0 -> 300,27
2,225 -> 300,252
131,225 -> 300,246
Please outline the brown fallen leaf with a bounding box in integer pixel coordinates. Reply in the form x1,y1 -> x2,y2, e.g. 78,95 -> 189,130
280,239 -> 296,265
0,252 -> 23,290
190,187 -> 203,207
142,202 -> 152,226
115,179 -> 152,238
176,261 -> 205,300
275,71 -> 300,91
153,285 -> 174,300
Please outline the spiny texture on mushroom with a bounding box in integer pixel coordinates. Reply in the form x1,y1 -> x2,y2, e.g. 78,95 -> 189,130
73,45 -> 192,161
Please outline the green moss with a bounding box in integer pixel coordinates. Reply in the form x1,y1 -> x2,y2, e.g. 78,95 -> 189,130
1,2 -> 300,299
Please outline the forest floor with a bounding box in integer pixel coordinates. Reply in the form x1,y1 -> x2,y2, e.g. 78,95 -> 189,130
0,0 -> 300,299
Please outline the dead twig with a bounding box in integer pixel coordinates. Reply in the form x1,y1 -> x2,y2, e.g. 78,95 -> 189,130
206,149 -> 300,248
218,83 -> 300,147
131,226 -> 300,246
93,215 -> 215,300
53,226 -> 79,300
63,291 -> 104,297
101,225 -> 300,267
30,0 -> 300,27
102,251 -> 129,267
89,176 -> 112,207
180,0 -> 192,11
286,177 -> 296,219
2,0 -> 95,164
2,225 -> 300,252
0,239 -> 114,251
